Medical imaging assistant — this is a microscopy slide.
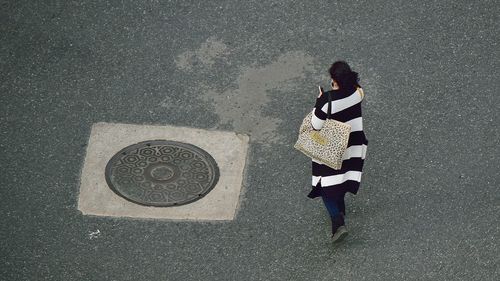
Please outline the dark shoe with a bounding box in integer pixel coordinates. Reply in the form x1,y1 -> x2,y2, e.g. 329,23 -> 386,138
331,225 -> 348,242
330,214 -> 345,234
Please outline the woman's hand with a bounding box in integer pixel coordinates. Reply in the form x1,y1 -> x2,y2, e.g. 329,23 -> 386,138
317,86 -> 324,98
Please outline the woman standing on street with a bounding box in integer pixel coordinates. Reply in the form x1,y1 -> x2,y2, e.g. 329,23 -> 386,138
308,61 -> 369,242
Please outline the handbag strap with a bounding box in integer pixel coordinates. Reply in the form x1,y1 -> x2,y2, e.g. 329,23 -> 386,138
358,87 -> 364,100
327,91 -> 332,118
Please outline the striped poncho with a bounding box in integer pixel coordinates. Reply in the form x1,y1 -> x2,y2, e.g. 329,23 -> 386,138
307,86 -> 369,199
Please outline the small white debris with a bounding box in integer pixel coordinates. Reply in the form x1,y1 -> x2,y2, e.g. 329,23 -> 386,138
89,229 -> 101,240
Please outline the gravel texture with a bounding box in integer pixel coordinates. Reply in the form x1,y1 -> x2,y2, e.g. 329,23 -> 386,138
1,0 -> 499,280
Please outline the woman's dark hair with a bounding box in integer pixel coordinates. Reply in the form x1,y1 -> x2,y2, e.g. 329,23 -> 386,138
329,61 -> 360,90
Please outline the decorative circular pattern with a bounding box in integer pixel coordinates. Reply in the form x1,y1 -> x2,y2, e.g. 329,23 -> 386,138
105,140 -> 220,207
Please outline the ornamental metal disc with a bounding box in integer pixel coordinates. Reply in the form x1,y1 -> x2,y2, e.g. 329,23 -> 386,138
105,140 -> 220,207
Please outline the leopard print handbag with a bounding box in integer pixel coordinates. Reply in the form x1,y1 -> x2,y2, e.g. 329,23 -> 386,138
294,90 -> 352,170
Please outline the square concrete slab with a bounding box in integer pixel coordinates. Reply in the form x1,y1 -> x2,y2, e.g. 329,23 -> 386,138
77,122 -> 250,220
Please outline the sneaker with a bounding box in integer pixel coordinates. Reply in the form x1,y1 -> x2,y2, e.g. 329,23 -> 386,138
331,225 -> 348,242
330,214 -> 345,235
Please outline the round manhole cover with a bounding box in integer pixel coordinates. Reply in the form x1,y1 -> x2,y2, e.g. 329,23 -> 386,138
105,140 -> 220,207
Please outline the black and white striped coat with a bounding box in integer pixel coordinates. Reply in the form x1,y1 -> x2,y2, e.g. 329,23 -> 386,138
307,86 -> 369,198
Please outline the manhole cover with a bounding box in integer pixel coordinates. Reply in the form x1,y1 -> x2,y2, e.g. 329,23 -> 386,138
105,140 -> 220,207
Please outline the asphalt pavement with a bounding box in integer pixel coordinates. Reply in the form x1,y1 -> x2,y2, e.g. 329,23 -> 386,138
1,1 -> 499,280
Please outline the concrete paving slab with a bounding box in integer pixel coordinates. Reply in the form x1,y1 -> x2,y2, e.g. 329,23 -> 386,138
77,122 -> 249,220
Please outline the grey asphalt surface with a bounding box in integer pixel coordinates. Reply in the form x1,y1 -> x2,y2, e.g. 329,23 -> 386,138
1,0 -> 499,280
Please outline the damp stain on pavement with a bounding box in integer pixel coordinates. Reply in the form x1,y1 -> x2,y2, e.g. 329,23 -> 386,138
176,37 -> 317,146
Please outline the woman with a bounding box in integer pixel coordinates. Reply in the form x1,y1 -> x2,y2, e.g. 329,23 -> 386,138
308,61 -> 369,242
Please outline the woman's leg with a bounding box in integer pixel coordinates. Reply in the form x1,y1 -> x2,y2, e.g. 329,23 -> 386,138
336,193 -> 346,216
321,192 -> 345,235
321,195 -> 340,218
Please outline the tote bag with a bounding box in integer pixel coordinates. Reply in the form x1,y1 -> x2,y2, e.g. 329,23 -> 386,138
294,90 -> 355,169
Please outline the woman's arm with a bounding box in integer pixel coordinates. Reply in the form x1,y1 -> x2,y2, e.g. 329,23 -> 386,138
311,86 -> 327,130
